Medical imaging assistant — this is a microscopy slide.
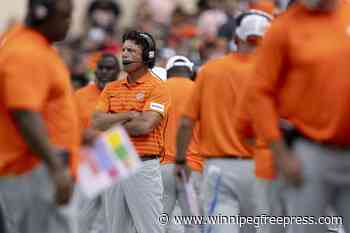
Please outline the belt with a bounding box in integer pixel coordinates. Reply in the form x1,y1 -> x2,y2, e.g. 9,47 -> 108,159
140,154 -> 159,162
280,120 -> 350,150
207,155 -> 252,160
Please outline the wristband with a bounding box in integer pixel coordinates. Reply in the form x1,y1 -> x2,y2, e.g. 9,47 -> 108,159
175,158 -> 186,165
58,150 -> 70,166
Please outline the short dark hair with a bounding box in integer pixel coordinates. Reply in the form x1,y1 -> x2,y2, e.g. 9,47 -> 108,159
87,0 -> 121,17
122,31 -> 149,51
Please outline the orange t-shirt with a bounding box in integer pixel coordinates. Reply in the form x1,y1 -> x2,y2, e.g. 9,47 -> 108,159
0,25 -> 81,175
163,77 -> 203,172
183,53 -> 255,158
250,0 -> 275,14
96,71 -> 170,156
236,82 -> 276,179
75,83 -> 101,129
251,2 -> 350,146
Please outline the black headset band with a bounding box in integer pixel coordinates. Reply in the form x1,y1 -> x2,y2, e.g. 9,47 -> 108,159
138,32 -> 156,67
28,0 -> 54,25
139,33 -> 155,52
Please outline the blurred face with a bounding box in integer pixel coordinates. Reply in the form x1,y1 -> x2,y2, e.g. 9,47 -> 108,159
48,0 -> 72,41
246,35 -> 263,46
122,40 -> 145,73
95,57 -> 119,90
237,35 -> 262,53
92,9 -> 116,28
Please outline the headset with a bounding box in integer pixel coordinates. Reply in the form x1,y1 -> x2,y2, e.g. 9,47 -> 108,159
138,32 -> 156,68
122,31 -> 157,69
27,0 -> 54,25
235,10 -> 273,41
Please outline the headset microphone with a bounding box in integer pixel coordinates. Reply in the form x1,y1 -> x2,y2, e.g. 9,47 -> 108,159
122,60 -> 144,65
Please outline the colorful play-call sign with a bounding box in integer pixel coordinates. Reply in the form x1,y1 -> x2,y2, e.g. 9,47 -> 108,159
78,125 -> 141,198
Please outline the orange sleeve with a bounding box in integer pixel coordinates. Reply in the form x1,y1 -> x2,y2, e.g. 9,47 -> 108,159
95,85 -> 110,112
235,80 -> 255,139
74,91 -> 87,129
250,18 -> 287,144
183,69 -> 205,121
4,53 -> 50,111
143,83 -> 171,117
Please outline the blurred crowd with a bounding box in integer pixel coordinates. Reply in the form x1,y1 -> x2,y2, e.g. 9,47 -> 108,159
48,0 -> 288,89
2,1 -> 350,233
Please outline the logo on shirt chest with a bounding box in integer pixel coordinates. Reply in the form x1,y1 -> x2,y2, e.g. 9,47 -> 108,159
346,25 -> 350,37
135,92 -> 145,102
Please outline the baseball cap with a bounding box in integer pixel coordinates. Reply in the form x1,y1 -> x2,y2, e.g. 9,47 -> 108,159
166,55 -> 194,72
235,10 -> 273,42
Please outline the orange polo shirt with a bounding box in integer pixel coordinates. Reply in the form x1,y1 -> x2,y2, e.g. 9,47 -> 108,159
250,0 -> 275,14
96,71 -> 170,156
75,83 -> 101,129
250,2 -> 350,146
183,53 -> 254,158
0,25 -> 81,175
236,82 -> 276,180
163,77 -> 203,172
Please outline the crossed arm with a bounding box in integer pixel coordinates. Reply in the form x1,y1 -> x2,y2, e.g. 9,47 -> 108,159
92,110 -> 162,136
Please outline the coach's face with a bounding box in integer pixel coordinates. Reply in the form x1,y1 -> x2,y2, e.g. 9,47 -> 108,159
122,40 -> 144,73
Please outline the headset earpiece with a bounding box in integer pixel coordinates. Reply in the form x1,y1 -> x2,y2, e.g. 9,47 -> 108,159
149,50 -> 155,59
29,0 -> 54,25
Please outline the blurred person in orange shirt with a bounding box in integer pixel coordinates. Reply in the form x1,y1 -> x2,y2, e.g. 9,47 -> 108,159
249,0 -> 350,233
161,55 -> 203,233
74,54 -> 121,233
176,10 -> 272,233
235,59 -> 286,233
0,0 -> 80,233
75,53 -> 121,129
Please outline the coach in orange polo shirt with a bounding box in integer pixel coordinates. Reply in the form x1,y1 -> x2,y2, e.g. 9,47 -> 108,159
0,0 -> 80,233
75,53 -> 121,129
93,31 -> 170,233
249,1 -> 350,233
176,10 -> 272,233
